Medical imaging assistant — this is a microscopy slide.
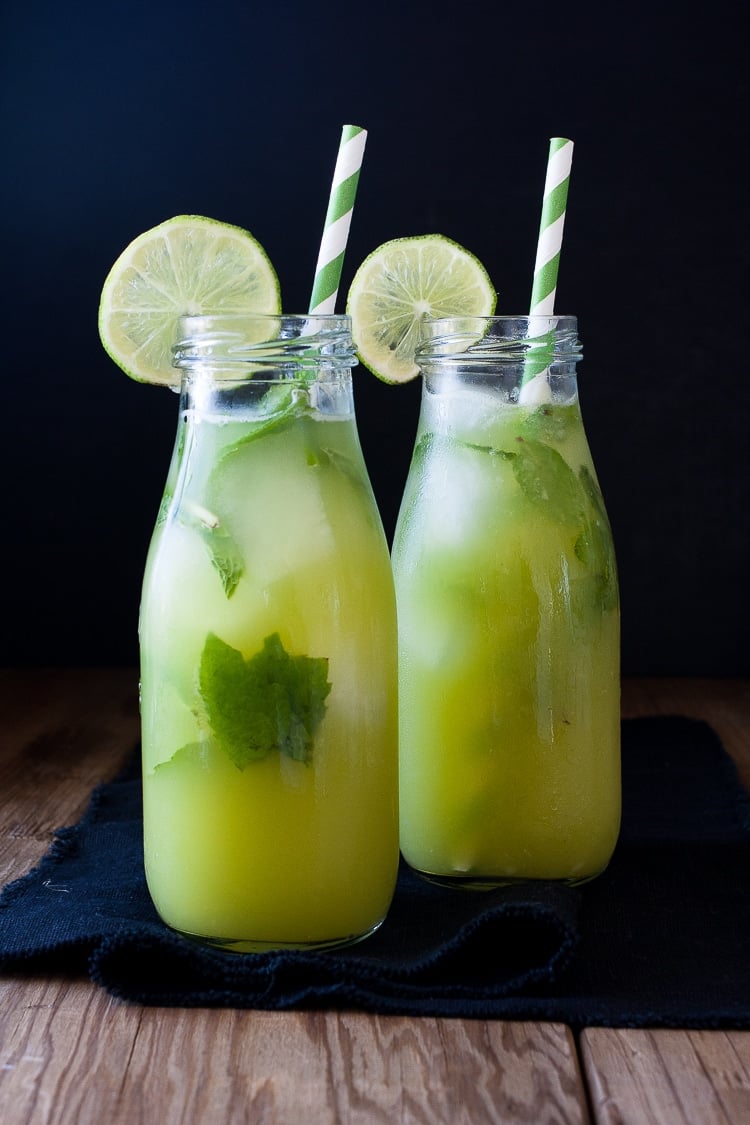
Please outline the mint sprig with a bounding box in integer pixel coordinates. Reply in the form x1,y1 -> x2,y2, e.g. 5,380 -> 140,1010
198,632 -> 331,768
501,440 -> 617,612
180,388 -> 307,600
417,430 -> 617,616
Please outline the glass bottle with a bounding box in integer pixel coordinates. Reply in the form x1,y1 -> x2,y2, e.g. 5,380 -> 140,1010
391,315 -> 620,887
139,314 -> 399,950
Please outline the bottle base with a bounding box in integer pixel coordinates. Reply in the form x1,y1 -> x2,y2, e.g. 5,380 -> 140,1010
415,866 -> 609,891
169,916 -> 386,954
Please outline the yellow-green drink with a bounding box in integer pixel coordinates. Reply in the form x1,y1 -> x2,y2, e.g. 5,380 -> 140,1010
392,316 -> 620,886
139,314 -> 399,949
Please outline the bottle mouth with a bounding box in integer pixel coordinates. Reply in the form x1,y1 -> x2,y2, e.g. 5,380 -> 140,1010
172,313 -> 357,375
415,315 -> 582,365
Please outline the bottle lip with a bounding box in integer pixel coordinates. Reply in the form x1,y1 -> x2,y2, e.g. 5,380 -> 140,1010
172,313 -> 356,372
415,314 -> 581,364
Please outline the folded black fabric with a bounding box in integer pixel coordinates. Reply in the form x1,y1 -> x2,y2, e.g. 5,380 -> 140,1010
1,716 -> 749,1028
0,755 -> 578,1010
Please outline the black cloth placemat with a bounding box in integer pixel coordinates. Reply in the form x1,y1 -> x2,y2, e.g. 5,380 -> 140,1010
1,716 -> 749,1028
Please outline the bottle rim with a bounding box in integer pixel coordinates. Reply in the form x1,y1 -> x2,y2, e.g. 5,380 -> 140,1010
172,313 -> 356,373
415,314 -> 581,365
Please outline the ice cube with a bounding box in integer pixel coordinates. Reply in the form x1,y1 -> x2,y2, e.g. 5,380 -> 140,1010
425,381 -> 513,447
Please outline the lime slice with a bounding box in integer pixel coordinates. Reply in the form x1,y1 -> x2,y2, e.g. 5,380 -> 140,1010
346,234 -> 496,384
98,215 -> 281,386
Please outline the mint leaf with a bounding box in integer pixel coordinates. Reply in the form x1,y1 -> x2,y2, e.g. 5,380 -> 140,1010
202,524 -> 244,598
179,504 -> 245,599
520,403 -> 577,444
504,438 -> 587,526
575,467 -> 619,613
154,741 -> 207,773
414,430 -> 618,616
578,464 -> 609,522
486,438 -> 618,616
218,385 -> 303,462
198,632 -> 331,768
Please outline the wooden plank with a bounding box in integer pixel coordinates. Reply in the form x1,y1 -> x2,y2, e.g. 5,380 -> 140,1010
0,668 -> 140,884
0,978 -> 142,1124
115,1010 -> 589,1124
586,684 -> 750,1123
0,987 -> 589,1125
581,1028 -> 750,1125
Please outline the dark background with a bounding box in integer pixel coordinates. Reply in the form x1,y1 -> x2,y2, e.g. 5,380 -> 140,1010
1,0 -> 747,674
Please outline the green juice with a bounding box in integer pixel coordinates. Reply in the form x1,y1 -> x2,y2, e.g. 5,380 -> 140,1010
392,380 -> 620,884
140,377 -> 399,949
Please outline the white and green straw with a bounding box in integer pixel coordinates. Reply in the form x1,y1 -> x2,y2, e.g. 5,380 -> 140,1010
529,137 -> 574,315
521,137 -> 574,395
309,124 -> 368,314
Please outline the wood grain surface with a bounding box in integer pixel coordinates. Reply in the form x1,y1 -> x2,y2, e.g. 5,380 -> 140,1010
582,1028 -> 750,1125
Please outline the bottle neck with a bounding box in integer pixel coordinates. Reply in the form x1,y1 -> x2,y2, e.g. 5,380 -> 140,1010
416,314 -> 582,406
172,312 -> 358,425
179,369 -> 356,425
420,364 -> 579,406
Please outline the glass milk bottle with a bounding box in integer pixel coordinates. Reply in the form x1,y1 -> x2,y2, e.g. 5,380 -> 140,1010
392,315 -> 620,887
139,314 -> 399,950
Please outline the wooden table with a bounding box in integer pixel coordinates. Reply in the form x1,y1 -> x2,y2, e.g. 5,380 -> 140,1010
1,672 -> 749,1124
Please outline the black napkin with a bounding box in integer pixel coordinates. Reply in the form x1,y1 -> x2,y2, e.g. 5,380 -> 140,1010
1,716 -> 749,1027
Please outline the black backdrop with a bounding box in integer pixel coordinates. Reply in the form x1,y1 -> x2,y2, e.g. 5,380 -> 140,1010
1,0 -> 747,674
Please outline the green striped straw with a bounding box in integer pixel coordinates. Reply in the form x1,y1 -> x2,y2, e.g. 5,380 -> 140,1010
521,137 -> 574,394
309,124 -> 368,314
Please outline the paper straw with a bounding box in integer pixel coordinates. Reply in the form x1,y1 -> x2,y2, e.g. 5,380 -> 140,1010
529,137 -> 574,315
309,124 -> 368,315
521,137 -> 574,396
